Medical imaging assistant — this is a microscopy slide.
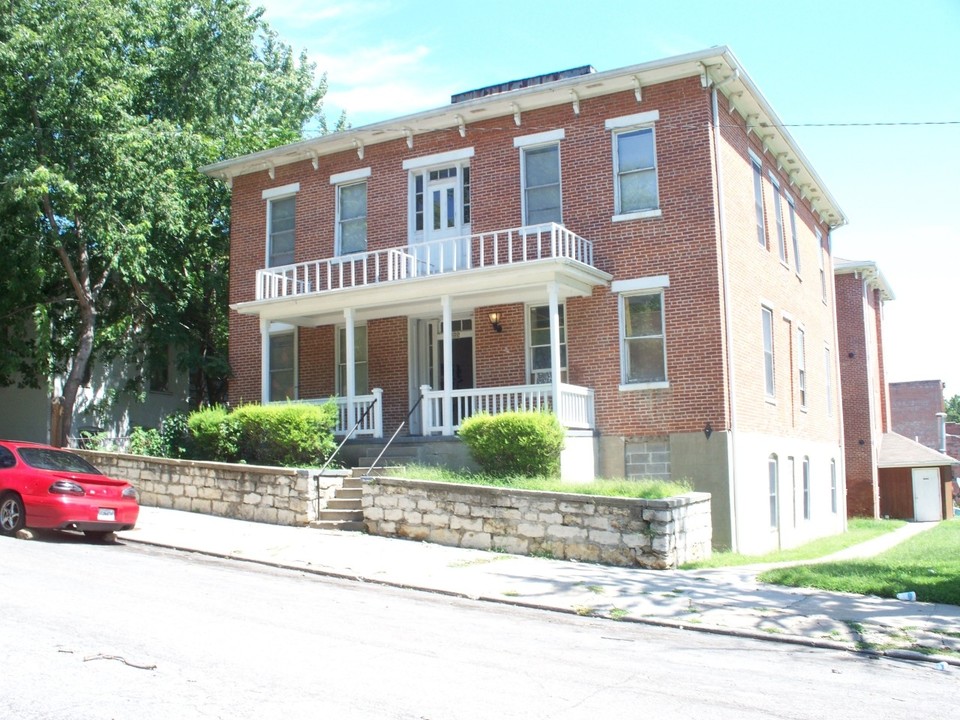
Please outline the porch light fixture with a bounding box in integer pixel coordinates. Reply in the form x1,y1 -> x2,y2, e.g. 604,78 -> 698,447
703,422 -> 713,440
488,312 -> 503,333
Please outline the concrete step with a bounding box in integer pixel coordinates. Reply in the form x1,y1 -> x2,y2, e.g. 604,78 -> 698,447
309,520 -> 366,532
317,509 -> 364,523
326,498 -> 361,511
351,465 -> 404,478
342,476 -> 364,489
335,488 -> 363,500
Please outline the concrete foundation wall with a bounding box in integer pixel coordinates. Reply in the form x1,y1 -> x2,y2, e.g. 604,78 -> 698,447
363,476 -> 712,569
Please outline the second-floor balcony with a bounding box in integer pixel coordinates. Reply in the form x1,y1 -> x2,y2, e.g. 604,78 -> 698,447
236,223 -> 612,325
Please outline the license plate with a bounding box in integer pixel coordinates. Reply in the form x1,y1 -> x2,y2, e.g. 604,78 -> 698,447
97,508 -> 116,521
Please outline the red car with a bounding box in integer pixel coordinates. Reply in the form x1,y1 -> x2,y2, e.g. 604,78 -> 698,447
0,439 -> 139,540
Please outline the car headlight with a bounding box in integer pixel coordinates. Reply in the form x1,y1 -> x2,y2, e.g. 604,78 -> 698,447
122,486 -> 138,501
49,480 -> 85,495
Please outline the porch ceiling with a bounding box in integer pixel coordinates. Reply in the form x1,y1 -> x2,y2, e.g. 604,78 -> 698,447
232,257 -> 611,326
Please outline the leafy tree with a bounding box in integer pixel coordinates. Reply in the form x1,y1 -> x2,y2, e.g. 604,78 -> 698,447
946,394 -> 960,424
0,0 -> 334,442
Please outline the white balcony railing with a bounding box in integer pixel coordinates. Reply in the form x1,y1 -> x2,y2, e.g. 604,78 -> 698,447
419,383 -> 595,436
256,223 -> 594,301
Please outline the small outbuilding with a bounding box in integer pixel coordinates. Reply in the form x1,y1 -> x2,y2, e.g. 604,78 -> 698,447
877,433 -> 956,521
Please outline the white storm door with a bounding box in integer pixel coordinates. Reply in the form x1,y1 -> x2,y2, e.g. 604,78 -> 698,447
912,468 -> 941,521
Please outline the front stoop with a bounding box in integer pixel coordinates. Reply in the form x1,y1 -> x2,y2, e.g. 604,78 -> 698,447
310,477 -> 365,531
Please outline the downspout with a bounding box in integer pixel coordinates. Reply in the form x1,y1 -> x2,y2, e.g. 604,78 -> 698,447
936,412 -> 947,453
711,79 -> 741,552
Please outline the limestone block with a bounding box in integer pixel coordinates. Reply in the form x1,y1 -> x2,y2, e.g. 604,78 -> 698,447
422,513 -> 450,528
453,502 -> 471,516
361,496 -> 373,509
169,485 -> 184,497
583,515 -> 612,530
559,501 -> 593,515
482,519 -> 508,535
621,532 -> 651,549
643,508 -> 674,523
491,535 -> 528,555
378,495 -> 399,509
561,514 -> 584,527
397,496 -> 417,510
546,524 -> 587,541
460,532 -> 492,550
172,496 -> 191,511
516,523 -> 546,539
587,529 -> 620,545
379,521 -> 396,534
191,499 -> 212,514
650,520 -> 676,536
276,509 -> 297,526
384,508 -> 403,522
450,515 -> 482,532
651,534 -> 675,553
398,525 -> 430,541
427,528 -> 460,547
254,507 -> 279,523
599,547 -> 634,566
563,543 -> 601,562
533,500 -> 558,513
537,512 -> 563,525
403,511 -> 423,525
184,485 -> 198,498
470,506 -> 495,518
243,492 -> 262,505
494,508 -> 522,521
417,499 -> 437,512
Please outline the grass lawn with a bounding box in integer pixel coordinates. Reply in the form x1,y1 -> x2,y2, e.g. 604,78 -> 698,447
681,517 -> 905,569
760,519 -> 960,606
391,464 -> 692,499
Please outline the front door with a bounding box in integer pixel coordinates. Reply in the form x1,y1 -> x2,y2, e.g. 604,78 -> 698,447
412,168 -> 468,273
912,468 -> 942,521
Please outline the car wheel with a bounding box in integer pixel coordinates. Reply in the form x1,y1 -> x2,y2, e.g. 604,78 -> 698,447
84,530 -> 116,543
0,493 -> 26,535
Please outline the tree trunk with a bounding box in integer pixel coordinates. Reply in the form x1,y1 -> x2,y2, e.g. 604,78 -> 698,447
56,301 -> 96,446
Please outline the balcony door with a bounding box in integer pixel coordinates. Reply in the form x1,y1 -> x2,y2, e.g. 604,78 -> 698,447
411,165 -> 470,273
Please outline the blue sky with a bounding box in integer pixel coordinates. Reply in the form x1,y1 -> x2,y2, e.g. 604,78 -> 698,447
257,0 -> 960,399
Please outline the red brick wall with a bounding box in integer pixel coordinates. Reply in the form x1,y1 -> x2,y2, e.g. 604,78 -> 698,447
890,379 -> 945,448
224,74 -> 838,456
835,272 -> 879,516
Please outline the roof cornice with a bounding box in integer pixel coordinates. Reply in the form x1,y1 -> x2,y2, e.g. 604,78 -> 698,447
202,46 -> 846,228
834,258 -> 895,301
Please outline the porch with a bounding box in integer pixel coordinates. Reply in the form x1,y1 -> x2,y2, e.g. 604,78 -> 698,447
322,381 -> 595,439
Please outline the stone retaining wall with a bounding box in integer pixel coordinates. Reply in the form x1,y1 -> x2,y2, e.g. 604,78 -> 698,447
77,451 -> 346,526
362,477 -> 711,568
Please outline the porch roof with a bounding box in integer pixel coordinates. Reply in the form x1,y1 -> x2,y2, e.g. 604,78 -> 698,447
232,256 -> 612,326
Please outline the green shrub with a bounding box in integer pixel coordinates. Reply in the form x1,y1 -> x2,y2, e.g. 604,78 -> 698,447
229,402 -> 337,467
159,411 -> 190,459
187,405 -> 235,461
128,426 -> 165,457
458,411 -> 565,477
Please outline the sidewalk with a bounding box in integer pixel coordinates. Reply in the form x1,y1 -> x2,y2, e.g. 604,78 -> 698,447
119,508 -> 960,666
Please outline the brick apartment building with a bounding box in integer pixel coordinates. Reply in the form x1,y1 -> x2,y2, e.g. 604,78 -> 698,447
834,266 -> 955,520
204,47 -> 848,552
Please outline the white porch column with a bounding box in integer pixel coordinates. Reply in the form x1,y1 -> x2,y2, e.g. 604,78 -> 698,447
260,317 -> 270,404
548,282 -> 562,422
344,308 -> 356,430
442,295 -> 454,436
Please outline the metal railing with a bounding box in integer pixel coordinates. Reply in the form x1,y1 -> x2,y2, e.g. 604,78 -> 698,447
255,223 -> 594,301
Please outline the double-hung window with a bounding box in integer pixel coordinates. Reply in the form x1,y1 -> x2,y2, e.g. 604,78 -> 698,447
336,325 -> 368,394
269,331 -> 296,402
330,168 -> 371,256
762,306 -> 775,398
825,346 -> 833,416
263,183 -> 299,267
616,276 -> 668,388
817,230 -> 826,302
769,172 -> 786,262
528,305 -> 566,384
787,195 -> 800,273
606,110 -> 660,220
768,454 -> 779,529
802,457 -> 811,520
752,154 -> 766,248
797,326 -> 807,409
515,130 -> 563,225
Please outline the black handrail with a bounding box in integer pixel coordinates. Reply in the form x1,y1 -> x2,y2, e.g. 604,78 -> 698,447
364,394 -> 424,477
314,397 -> 379,517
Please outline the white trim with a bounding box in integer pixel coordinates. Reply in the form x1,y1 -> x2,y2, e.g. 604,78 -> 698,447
611,275 -> 669,293
402,147 -> 474,170
612,209 -> 662,222
748,148 -> 763,167
513,129 -> 565,148
262,183 -> 299,200
767,169 -> 781,189
619,381 -> 670,392
604,109 -> 660,130
329,167 -> 371,185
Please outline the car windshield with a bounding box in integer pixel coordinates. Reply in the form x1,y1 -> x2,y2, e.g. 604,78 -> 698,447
17,447 -> 103,475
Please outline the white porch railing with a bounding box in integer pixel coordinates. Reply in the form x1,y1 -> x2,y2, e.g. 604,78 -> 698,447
288,388 -> 383,438
255,223 -> 594,301
419,383 -> 595,436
